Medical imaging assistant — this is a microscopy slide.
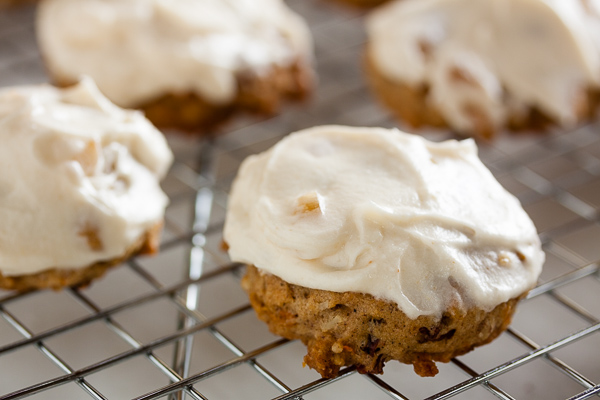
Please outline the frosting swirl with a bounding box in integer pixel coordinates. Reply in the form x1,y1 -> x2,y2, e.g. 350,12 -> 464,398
224,126 -> 544,319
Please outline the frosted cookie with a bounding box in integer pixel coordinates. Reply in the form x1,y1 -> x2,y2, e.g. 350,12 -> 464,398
366,0 -> 600,138
37,0 -> 313,133
0,78 -> 173,291
224,125 -> 544,377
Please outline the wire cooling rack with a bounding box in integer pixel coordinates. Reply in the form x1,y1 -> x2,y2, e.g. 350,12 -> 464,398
1,1 -> 600,399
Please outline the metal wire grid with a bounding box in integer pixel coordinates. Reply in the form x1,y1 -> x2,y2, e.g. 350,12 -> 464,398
0,1 -> 600,399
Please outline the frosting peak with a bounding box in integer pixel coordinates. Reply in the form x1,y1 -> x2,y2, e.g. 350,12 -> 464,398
224,126 -> 544,319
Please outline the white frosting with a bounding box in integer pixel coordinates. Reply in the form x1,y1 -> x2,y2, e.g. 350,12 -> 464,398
37,0 -> 312,107
0,78 -> 173,275
224,126 -> 544,319
367,0 -> 600,133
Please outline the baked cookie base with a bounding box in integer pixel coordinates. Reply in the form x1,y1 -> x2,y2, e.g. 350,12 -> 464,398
50,60 -> 312,135
365,51 -> 598,138
0,0 -> 36,8
242,265 -> 524,378
144,61 -> 312,134
0,223 -> 162,291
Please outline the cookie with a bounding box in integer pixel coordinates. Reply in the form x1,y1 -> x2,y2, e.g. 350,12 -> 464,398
37,0 -> 314,134
224,125 -> 544,376
365,0 -> 600,137
0,79 -> 173,290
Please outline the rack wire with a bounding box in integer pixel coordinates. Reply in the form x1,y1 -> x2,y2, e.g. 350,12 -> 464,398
0,1 -> 599,399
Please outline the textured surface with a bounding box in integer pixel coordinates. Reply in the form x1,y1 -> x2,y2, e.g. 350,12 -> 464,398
242,265 -> 522,379
53,60 -> 312,135
0,2 -> 599,400
0,223 -> 161,291
365,53 -> 600,138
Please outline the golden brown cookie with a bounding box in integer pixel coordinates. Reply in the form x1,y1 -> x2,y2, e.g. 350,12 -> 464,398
51,60 -> 312,135
0,0 -> 36,8
365,49 -> 599,139
0,223 -> 162,291
242,264 -> 524,378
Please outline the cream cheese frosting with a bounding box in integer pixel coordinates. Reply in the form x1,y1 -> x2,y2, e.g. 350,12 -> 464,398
0,78 -> 173,276
37,0 -> 312,108
224,126 -> 544,319
367,0 -> 600,134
